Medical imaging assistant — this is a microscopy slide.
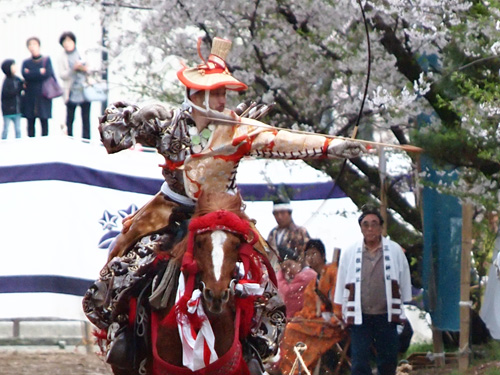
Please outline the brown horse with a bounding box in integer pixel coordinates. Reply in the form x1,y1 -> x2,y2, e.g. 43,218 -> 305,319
150,191 -> 261,375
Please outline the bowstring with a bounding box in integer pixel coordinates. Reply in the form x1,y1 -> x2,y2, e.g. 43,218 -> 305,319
302,0 -> 371,229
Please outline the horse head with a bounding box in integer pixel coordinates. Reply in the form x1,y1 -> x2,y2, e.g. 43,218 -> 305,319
186,191 -> 256,315
194,229 -> 241,313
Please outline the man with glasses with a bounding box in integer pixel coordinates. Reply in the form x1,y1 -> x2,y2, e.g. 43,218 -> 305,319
334,206 -> 412,375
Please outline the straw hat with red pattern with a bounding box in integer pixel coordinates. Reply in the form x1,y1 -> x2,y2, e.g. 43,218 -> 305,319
177,37 -> 248,92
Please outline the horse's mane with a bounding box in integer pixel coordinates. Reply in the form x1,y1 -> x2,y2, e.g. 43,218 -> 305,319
170,191 -> 251,261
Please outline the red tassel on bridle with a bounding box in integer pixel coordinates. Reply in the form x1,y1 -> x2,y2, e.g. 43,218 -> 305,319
188,210 -> 258,244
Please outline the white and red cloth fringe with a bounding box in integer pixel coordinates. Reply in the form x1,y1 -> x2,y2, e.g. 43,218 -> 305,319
174,272 -> 264,371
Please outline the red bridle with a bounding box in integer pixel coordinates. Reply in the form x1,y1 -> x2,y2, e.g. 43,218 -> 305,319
180,210 -> 258,296
189,210 -> 257,242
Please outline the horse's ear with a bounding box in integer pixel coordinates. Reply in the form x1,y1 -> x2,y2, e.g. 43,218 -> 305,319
226,190 -> 245,213
234,190 -> 243,200
196,190 -> 207,209
246,228 -> 259,245
198,190 -> 207,201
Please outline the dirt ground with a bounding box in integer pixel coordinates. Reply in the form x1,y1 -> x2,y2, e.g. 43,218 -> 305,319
0,349 -> 499,375
0,350 -> 113,375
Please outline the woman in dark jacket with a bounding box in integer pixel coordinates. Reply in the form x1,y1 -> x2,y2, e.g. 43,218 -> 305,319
21,36 -> 54,137
1,59 -> 24,139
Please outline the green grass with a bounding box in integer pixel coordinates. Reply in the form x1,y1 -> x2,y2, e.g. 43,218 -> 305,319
471,340 -> 500,365
404,342 -> 434,358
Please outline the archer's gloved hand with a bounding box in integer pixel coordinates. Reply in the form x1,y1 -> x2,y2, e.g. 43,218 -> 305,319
131,103 -> 171,126
327,139 -> 366,159
99,101 -> 140,152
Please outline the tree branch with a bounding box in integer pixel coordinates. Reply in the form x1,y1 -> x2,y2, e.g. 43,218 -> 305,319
372,13 -> 461,126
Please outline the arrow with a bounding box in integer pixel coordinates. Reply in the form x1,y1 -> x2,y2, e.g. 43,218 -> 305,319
205,115 -> 423,153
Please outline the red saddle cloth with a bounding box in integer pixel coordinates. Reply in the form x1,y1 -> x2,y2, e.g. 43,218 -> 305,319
150,307 -> 250,375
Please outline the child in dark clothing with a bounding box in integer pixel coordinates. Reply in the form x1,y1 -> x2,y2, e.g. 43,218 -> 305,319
1,59 -> 24,139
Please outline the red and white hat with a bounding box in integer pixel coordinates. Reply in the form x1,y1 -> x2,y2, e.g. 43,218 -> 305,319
177,37 -> 248,92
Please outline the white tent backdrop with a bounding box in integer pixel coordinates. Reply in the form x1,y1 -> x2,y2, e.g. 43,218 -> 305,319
0,137 -> 360,320
0,4 -> 432,342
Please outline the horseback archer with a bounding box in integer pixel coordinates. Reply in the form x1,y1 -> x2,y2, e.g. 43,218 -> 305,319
83,36 -> 365,375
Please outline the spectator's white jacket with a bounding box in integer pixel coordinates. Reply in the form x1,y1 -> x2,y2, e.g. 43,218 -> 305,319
334,236 -> 412,325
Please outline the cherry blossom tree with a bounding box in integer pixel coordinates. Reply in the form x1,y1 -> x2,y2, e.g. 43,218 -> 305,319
110,0 -> 499,249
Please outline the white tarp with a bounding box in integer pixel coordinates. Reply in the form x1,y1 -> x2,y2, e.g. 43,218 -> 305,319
480,234 -> 500,340
404,305 -> 432,344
